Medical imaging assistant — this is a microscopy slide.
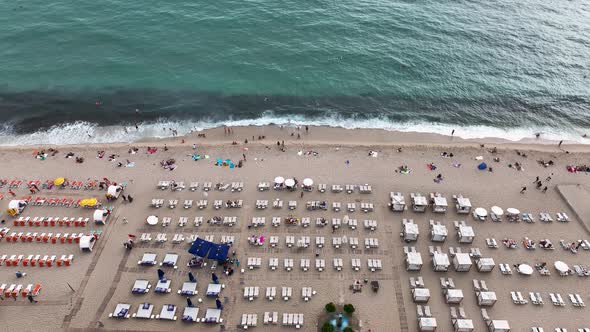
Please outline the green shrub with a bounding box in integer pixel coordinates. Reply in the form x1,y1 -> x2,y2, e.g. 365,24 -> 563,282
343,327 -> 354,332
321,321 -> 335,332
325,302 -> 336,313
343,304 -> 355,315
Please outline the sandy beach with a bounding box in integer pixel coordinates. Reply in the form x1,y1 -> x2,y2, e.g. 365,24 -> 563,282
0,125 -> 589,332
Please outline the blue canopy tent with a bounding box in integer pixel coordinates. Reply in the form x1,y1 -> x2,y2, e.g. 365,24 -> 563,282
478,162 -> 487,170
188,238 -> 230,262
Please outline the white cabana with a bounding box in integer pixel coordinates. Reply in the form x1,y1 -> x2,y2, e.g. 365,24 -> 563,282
516,263 -> 533,275
406,252 -> 423,271
456,197 -> 471,214
7,199 -> 27,216
433,252 -> 450,272
418,317 -> 437,331
402,221 -> 419,242
487,320 -> 510,332
452,253 -> 472,272
454,319 -> 474,332
432,196 -> 448,213
107,185 -> 122,198
389,192 -> 406,212
554,261 -> 569,273
477,291 -> 497,306
457,225 -> 475,243
476,258 -> 495,272
79,235 -> 96,252
412,288 -> 430,302
94,209 -> 109,224
412,195 -> 428,212
430,223 -> 448,242
444,288 -> 463,304
146,215 -> 158,225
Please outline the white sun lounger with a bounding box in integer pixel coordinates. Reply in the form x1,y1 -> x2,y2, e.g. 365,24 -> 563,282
266,286 -> 276,301
332,202 -> 341,212
300,258 -> 310,271
133,302 -> 155,319
273,199 -> 283,209
172,233 -> 185,243
178,282 -> 197,296
368,258 -> 383,272
264,311 -> 279,324
138,253 -> 157,265
109,303 -> 131,319
155,279 -> 171,293
258,182 -> 270,191
269,236 -> 279,247
140,233 -> 152,242
347,202 -> 356,212
243,286 -> 260,301
286,235 -> 295,247
349,237 -> 359,249
345,184 -> 355,193
182,306 -> 199,322
231,182 -> 244,192
271,217 -> 281,227
364,219 -> 377,231
288,201 -> 297,210
156,304 -> 177,320
333,258 -> 343,271
316,259 -> 325,271
206,283 -> 223,297
284,258 -> 294,271
332,218 -> 341,229
247,257 -> 262,269
241,313 -> 258,328
351,258 -> 362,271
332,184 -> 343,193
132,279 -> 151,294
202,182 -> 212,191
282,286 -> 292,301
302,287 -> 314,301
315,236 -> 325,248
269,258 -> 279,270
301,217 -> 310,227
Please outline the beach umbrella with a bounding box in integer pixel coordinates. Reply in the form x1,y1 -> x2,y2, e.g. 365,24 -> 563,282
474,207 -> 488,218
285,179 -> 295,187
80,198 -> 98,207
188,272 -> 196,283
186,297 -> 194,307
211,273 -> 219,284
54,177 -> 65,185
157,268 -> 165,281
491,206 -> 504,216
517,264 -> 533,275
477,162 -> 487,170
215,298 -> 223,310
554,261 -> 569,273
146,216 -> 158,225
274,176 -> 285,184
303,178 -> 313,187
506,208 -> 520,215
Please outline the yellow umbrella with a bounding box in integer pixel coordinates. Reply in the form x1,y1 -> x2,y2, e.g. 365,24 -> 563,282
79,198 -> 98,207
54,178 -> 65,185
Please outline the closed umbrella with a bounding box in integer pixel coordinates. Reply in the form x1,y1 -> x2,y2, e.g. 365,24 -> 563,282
491,206 -> 503,216
216,298 -> 223,310
188,272 -> 196,283
54,177 -> 65,185
212,273 -> 219,284
157,268 -> 165,281
186,297 -> 194,307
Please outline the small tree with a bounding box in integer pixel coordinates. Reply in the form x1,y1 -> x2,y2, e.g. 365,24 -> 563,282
325,302 -> 336,313
343,304 -> 355,315
321,321 -> 335,332
343,327 -> 354,332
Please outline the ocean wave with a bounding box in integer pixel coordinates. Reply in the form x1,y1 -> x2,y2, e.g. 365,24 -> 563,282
0,114 -> 587,146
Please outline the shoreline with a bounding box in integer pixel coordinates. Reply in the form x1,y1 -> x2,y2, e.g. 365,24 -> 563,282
2,125 -> 590,153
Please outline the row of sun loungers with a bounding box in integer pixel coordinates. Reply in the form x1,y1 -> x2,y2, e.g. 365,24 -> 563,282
12,216 -> 89,227
247,256 -> 382,272
24,197 -> 101,208
158,181 -> 244,192
0,254 -> 73,267
4,231 -> 89,243
242,286 -> 314,302
261,235 -> 378,249
0,283 -> 42,298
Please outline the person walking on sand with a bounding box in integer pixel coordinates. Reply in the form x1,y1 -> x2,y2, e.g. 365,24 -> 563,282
542,186 -> 548,193
27,294 -> 37,303
533,176 -> 539,183
451,129 -> 455,136
558,140 -> 563,147
520,186 -> 527,194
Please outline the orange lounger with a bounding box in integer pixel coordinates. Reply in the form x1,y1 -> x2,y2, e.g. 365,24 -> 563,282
30,255 -> 41,266
22,255 -> 34,266
21,284 -> 33,297
31,283 -> 42,296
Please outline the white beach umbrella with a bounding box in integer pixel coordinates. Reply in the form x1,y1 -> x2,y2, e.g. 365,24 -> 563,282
474,207 -> 488,217
554,261 -> 569,273
274,176 -> 285,184
303,178 -> 313,187
517,264 -> 533,275
285,179 -> 295,187
506,208 -> 520,215
146,215 -> 158,225
491,206 -> 504,216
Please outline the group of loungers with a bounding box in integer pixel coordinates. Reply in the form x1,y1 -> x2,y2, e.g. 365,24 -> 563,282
110,303 -> 224,323
12,216 -> 90,227
510,291 -> 586,307
241,286 -> 315,302
0,283 -> 41,299
0,254 -> 73,267
246,256 -> 383,272
158,181 -> 244,193
3,231 -> 97,244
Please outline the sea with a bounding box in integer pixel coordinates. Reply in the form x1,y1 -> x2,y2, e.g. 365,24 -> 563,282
0,0 -> 589,145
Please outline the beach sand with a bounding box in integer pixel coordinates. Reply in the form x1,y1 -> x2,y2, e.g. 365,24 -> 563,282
0,125 -> 589,332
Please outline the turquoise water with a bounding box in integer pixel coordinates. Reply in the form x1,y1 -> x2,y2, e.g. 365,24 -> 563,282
0,0 -> 589,144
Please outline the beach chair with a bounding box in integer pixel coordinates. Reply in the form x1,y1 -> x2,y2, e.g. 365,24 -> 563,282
282,286 -> 292,301
255,200 -> 268,209
351,258 -> 361,271
333,258 -> 343,271
285,235 -> 295,248
368,258 -> 383,272
288,200 -> 297,210
302,287 -> 314,301
273,198 -> 283,209
347,202 -> 356,212
140,233 -> 152,242
138,253 -> 157,265
332,218 -> 341,229
160,253 -> 179,269
202,182 -> 212,191
364,219 -> 377,231
247,257 -> 261,269
243,286 -> 260,301
300,258 -> 310,271
318,183 -> 327,193
231,182 -> 243,192
332,202 -> 341,212
155,279 -> 172,294
316,259 -> 325,272
575,294 -> 585,307
156,304 -> 177,320
266,286 -> 277,301
348,237 -> 359,249
193,216 -> 203,227
345,184 -> 355,194
257,182 -> 270,191
268,257 -> 278,270
284,258 -> 294,271
155,233 -> 167,242
315,236 -> 325,248
178,281 -> 197,296
109,303 -> 131,318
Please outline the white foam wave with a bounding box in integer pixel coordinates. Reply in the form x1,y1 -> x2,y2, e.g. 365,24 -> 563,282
0,114 -> 587,146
